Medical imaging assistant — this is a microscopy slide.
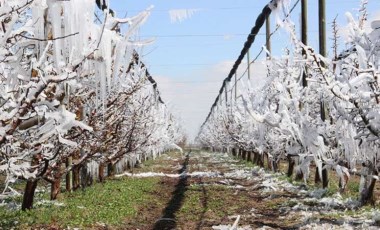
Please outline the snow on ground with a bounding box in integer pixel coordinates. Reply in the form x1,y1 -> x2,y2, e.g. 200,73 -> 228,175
122,150 -> 380,229
4,150 -> 376,228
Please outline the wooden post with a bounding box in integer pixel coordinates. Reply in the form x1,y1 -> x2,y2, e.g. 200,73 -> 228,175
301,0 -> 308,87
301,0 -> 307,47
317,0 -> 329,188
266,14 -> 271,59
319,0 -> 326,58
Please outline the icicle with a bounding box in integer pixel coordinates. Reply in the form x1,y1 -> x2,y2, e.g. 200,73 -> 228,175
168,8 -> 201,23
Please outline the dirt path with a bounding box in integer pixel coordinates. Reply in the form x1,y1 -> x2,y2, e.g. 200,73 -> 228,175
121,150 -> 380,230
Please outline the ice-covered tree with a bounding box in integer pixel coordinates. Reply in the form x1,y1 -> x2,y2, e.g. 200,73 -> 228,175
0,0 -> 183,210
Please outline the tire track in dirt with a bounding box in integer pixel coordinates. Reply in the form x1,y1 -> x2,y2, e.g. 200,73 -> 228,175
123,150 -> 380,229
153,152 -> 190,230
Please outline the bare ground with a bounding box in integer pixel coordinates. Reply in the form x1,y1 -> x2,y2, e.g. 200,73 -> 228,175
3,150 -> 379,229
119,150 -> 380,229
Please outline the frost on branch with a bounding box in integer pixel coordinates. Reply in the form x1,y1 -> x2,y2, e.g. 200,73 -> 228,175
169,8 -> 201,23
0,0 -> 183,207
197,3 -> 380,203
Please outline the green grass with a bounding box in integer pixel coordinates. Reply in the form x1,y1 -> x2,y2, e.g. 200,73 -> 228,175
319,204 -> 375,220
239,159 -> 256,168
276,169 -> 361,200
0,177 -> 160,229
133,151 -> 184,173
229,155 -> 256,168
177,184 -> 248,222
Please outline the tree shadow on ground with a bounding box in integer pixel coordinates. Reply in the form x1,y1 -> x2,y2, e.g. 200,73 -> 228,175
153,152 -> 190,230
196,178 -> 208,230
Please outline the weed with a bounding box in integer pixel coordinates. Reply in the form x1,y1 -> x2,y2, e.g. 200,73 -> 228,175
0,177 -> 159,229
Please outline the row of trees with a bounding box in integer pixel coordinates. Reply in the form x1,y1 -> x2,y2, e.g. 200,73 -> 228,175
198,2 -> 380,205
0,0 -> 184,210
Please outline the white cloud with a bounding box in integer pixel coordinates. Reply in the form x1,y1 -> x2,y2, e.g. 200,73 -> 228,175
155,60 -> 268,141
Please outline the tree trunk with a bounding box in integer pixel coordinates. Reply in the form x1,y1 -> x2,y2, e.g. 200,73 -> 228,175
253,152 -> 259,165
322,165 -> 329,188
81,161 -> 88,189
339,173 -> 349,193
295,157 -> 304,181
22,179 -> 38,210
50,178 -> 61,200
66,156 -> 72,192
272,159 -> 278,172
107,163 -> 116,177
126,160 -> 131,170
247,151 -> 252,162
360,167 -> 378,205
258,154 -> 264,168
338,161 -> 349,192
99,163 -> 105,182
232,148 -> 237,157
360,176 -> 377,205
73,165 -> 81,190
295,168 -> 304,181
315,163 -> 328,188
315,166 -> 321,184
266,153 -> 272,170
72,150 -> 81,190
21,154 -> 40,210
242,150 -> 247,161
287,155 -> 295,177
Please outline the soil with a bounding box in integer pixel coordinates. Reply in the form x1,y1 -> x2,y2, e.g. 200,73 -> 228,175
5,150 -> 378,229
119,150 -> 379,230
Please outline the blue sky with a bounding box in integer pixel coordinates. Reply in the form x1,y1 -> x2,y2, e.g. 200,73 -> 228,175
110,0 -> 380,140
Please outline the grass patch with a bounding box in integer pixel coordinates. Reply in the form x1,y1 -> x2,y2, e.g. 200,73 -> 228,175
239,159 -> 256,168
133,151 -> 184,174
0,177 -> 160,229
325,179 -> 340,196
265,198 -> 286,209
281,199 -> 298,208
176,184 -> 248,224
318,205 -> 374,220
230,155 -> 256,168
277,166 -> 362,200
